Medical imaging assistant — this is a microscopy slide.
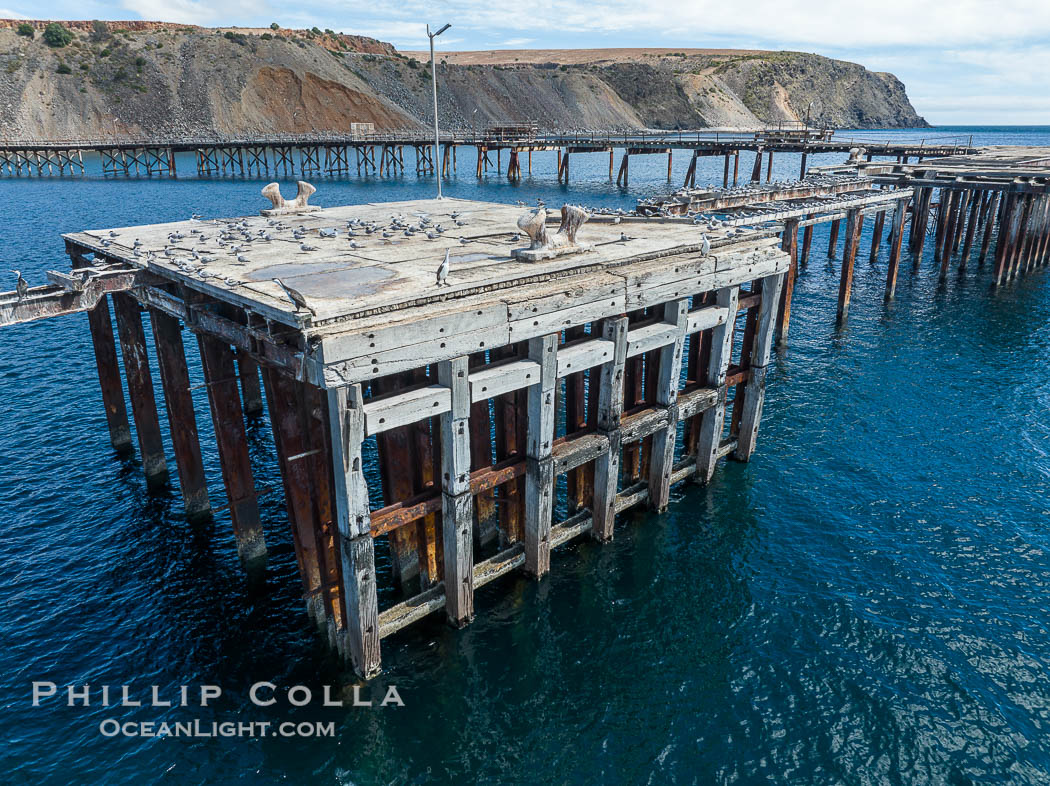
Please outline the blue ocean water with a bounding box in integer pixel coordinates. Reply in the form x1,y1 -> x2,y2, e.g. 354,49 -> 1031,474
1,126 -> 1049,784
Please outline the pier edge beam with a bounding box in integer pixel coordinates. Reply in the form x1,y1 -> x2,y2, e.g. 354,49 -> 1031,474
197,333 -> 265,563
525,334 -> 557,577
327,383 -> 381,678
150,308 -> 210,517
648,298 -> 689,512
734,273 -> 785,461
85,294 -> 133,449
592,316 -> 629,541
111,292 -> 168,479
437,357 -> 475,627
695,285 -> 740,483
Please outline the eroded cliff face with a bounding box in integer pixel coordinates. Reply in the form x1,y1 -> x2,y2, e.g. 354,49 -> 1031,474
0,23 -> 926,141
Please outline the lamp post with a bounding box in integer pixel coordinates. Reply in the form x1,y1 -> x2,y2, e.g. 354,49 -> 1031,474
428,22 -> 451,198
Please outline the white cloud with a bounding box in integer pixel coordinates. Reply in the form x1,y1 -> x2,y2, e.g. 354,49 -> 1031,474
0,7 -> 29,17
120,0 -> 266,26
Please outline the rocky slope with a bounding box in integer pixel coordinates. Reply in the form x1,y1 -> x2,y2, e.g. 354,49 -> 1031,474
0,21 -> 927,140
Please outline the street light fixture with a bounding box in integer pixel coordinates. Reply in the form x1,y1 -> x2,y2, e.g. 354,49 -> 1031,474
428,22 -> 451,198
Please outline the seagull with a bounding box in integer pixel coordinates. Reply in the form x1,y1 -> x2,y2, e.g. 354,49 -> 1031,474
458,237 -> 470,245
436,249 -> 450,287
620,232 -> 628,242
700,234 -> 711,257
319,227 -> 338,239
12,270 -> 28,301
300,242 -> 318,252
273,277 -> 316,315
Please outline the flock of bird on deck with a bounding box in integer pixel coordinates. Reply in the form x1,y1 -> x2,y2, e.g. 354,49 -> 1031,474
9,195 -> 734,316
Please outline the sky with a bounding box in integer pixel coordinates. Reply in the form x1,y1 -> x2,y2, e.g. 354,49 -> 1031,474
5,0 -> 1049,125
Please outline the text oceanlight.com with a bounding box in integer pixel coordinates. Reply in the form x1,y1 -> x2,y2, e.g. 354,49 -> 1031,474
31,681 -> 404,738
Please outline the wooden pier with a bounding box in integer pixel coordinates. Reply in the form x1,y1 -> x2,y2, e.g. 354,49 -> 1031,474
0,129 -> 973,181
1,198 -> 788,678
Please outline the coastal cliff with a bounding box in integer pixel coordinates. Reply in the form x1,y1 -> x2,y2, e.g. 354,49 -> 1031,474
0,22 -> 927,140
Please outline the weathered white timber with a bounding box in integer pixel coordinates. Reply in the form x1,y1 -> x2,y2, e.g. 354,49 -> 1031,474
66,199 -> 789,388
474,543 -> 527,587
362,384 -> 451,436
378,582 -> 446,639
556,338 -> 615,377
676,386 -> 719,420
437,358 -> 471,495
261,180 -> 319,216
695,285 -> 741,483
686,305 -> 730,334
326,383 -> 381,676
469,359 -> 541,403
550,510 -> 593,548
734,274 -> 785,460
340,534 -> 382,678
625,320 -> 679,358
327,384 -> 371,539
592,316 -> 628,541
553,432 -> 610,475
648,298 -> 689,511
442,492 -> 474,627
438,355 -> 474,626
525,334 -> 558,577
620,407 -> 670,444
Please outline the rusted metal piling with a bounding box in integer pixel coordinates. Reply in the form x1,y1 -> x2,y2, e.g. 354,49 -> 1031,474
1,199 -> 787,679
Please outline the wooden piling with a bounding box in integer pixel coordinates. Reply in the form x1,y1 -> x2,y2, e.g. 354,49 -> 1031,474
978,191 -> 1000,266
695,286 -> 740,482
111,292 -> 167,479
197,333 -> 265,562
800,214 -> 814,266
236,349 -> 264,415
884,197 -> 907,301
592,316 -> 628,541
151,309 -> 210,516
869,210 -> 885,262
776,218 -> 799,345
326,383 -> 381,678
437,357 -> 474,626
85,295 -> 132,449
524,334 -> 557,576
647,299 -> 688,511
827,219 -> 841,258
734,273 -> 784,460
837,208 -> 862,321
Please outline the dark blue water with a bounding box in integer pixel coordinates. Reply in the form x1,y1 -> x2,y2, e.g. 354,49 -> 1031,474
2,127 -> 1049,784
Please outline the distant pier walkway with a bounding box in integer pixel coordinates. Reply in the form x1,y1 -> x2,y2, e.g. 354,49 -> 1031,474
0,127 -> 974,184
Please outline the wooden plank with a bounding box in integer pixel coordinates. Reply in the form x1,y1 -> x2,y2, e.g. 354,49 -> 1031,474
363,384 -> 451,436
626,320 -> 678,358
695,285 -> 740,483
556,338 -> 615,377
469,359 -> 541,402
197,333 -> 265,562
85,295 -> 132,449
112,292 -> 167,479
686,305 -> 729,334
150,309 -> 210,517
